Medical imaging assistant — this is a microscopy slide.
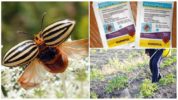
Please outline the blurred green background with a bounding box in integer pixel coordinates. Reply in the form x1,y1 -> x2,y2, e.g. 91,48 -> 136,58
2,2 -> 88,56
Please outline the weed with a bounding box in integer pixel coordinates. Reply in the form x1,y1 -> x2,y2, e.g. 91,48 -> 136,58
90,69 -> 104,81
172,56 -> 177,62
161,57 -> 176,68
105,75 -> 128,94
108,56 -> 121,68
107,54 -> 148,73
140,79 -> 158,97
159,73 -> 175,86
90,92 -> 98,98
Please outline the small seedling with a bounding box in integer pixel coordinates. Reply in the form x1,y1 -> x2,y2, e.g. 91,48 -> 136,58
161,57 -> 176,68
90,92 -> 98,98
105,75 -> 128,94
159,73 -> 175,85
140,79 -> 158,97
90,68 -> 104,81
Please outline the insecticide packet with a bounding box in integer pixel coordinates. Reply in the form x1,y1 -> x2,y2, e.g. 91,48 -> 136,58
136,1 -> 174,48
93,1 -> 136,48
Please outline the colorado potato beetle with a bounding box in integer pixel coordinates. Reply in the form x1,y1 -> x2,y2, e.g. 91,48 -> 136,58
2,19 -> 88,89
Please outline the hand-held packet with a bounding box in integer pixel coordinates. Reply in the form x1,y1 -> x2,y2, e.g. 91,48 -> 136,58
93,2 -> 136,48
136,1 -> 174,48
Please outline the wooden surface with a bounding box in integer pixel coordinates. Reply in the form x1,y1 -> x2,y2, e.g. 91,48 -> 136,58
90,2 -> 103,48
172,2 -> 177,48
90,2 -> 177,48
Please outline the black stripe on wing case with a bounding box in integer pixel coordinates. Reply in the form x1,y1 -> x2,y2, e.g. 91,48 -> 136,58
4,41 -> 34,60
42,23 -> 65,36
5,44 -> 36,62
44,24 -> 72,43
6,46 -> 38,64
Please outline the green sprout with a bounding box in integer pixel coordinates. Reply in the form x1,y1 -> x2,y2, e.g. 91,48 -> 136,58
140,79 -> 158,97
159,73 -> 175,86
105,75 -> 128,94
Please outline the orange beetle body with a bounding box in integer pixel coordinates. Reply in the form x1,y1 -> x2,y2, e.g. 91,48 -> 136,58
34,33 -> 68,73
3,19 -> 88,89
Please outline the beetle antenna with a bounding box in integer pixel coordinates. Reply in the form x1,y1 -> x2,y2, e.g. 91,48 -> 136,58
16,30 -> 28,34
40,12 -> 47,31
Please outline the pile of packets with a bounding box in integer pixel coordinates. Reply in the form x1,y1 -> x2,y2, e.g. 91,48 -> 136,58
93,1 -> 174,48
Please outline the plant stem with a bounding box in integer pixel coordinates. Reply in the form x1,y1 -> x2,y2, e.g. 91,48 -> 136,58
61,73 -> 67,98
80,81 -> 84,98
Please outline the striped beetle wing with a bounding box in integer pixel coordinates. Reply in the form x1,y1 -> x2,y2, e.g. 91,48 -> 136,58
41,19 -> 75,46
3,40 -> 39,67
